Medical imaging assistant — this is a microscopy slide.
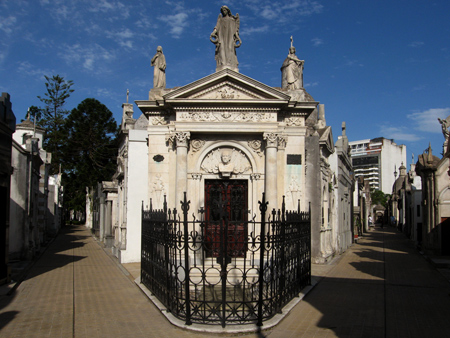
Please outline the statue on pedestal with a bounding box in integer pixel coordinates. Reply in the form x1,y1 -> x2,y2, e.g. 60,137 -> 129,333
210,5 -> 241,72
281,37 -> 304,90
151,46 -> 166,88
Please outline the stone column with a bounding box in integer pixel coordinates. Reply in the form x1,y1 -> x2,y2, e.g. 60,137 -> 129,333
175,132 -> 190,207
277,135 -> 288,207
99,191 -> 106,242
264,133 -> 278,213
305,131 -> 320,262
105,200 -> 113,247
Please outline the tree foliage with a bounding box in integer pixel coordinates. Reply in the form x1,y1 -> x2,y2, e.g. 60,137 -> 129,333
37,75 -> 75,175
37,75 -> 74,119
62,98 -> 119,212
371,189 -> 389,207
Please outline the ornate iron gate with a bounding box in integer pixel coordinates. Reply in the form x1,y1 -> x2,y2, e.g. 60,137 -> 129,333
141,192 -> 311,327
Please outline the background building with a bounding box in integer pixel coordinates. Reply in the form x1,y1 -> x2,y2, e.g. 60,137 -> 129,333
350,137 -> 407,194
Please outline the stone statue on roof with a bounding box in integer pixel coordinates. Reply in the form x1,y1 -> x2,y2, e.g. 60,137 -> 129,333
438,116 -> 450,140
281,37 -> 304,90
151,46 -> 166,88
210,5 -> 241,72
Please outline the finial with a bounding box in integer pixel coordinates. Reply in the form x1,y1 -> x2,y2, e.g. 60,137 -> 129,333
126,89 -> 129,103
290,36 -> 293,48
27,107 -> 30,121
342,121 -> 346,136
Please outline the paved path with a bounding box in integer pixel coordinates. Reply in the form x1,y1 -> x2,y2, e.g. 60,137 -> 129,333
0,225 -> 449,337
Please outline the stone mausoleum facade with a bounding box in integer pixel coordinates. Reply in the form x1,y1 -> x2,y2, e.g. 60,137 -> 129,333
90,6 -> 354,266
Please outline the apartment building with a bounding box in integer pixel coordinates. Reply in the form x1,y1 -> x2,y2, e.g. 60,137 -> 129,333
350,137 -> 407,194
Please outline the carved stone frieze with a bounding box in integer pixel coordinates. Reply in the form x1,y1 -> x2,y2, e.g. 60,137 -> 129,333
177,110 -> 277,122
151,116 -> 168,125
201,147 -> 251,177
285,117 -> 304,126
177,108 -> 277,123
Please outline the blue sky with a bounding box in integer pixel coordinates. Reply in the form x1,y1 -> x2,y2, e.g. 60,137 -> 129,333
1,0 -> 450,168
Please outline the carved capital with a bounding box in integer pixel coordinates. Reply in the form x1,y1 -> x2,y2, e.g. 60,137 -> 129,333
278,135 -> 288,150
263,132 -> 278,148
191,173 -> 202,180
175,132 -> 190,147
250,173 -> 261,181
167,131 -> 190,148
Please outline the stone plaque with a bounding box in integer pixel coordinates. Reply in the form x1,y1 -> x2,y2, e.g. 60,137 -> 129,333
287,154 -> 302,165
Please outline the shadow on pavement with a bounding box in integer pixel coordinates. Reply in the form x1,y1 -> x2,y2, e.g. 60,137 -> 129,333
0,224 -> 87,330
295,227 -> 450,338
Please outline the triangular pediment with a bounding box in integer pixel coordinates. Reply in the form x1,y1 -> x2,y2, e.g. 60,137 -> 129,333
319,126 -> 334,154
164,68 -> 290,102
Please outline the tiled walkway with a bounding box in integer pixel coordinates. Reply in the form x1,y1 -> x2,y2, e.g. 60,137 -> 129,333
0,225 -> 449,337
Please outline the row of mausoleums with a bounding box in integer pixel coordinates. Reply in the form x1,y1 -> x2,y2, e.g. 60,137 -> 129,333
1,93 -> 63,285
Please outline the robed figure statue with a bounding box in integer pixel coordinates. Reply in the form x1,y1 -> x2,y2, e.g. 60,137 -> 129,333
281,44 -> 304,90
210,6 -> 241,72
151,46 -> 166,89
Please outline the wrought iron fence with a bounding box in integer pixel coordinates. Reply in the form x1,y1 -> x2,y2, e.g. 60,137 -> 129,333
141,192 -> 311,327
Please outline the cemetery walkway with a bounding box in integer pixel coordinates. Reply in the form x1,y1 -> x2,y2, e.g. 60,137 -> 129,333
0,224 -> 450,338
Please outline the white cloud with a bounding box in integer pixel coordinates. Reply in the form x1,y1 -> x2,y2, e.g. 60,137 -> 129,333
407,108 -> 450,133
409,41 -> 424,47
245,0 -> 323,22
17,61 -> 53,78
159,12 -> 189,38
334,58 -> 364,69
59,44 -> 116,71
305,82 -> 318,87
106,28 -> 135,48
0,16 -> 17,34
379,125 -> 422,142
311,37 -> 323,47
241,25 -> 269,36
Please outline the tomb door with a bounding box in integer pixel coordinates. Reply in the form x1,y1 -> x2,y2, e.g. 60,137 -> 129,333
204,179 -> 248,260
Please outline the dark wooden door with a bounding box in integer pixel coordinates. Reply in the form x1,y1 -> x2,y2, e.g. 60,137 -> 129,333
204,180 -> 248,259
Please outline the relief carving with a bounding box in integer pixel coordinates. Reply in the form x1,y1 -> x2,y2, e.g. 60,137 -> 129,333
190,139 -> 205,153
178,111 -> 276,122
190,82 -> 261,100
278,136 -> 288,149
285,117 -> 303,126
286,175 -> 301,210
201,148 -> 251,177
152,116 -> 168,125
248,140 -> 263,157
151,174 -> 166,209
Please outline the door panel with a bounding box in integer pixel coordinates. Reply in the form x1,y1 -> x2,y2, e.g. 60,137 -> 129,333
204,180 -> 248,258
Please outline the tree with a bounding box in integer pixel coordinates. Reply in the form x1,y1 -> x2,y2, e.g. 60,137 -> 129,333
371,189 -> 389,207
37,75 -> 74,119
37,75 -> 74,175
62,98 -> 118,212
